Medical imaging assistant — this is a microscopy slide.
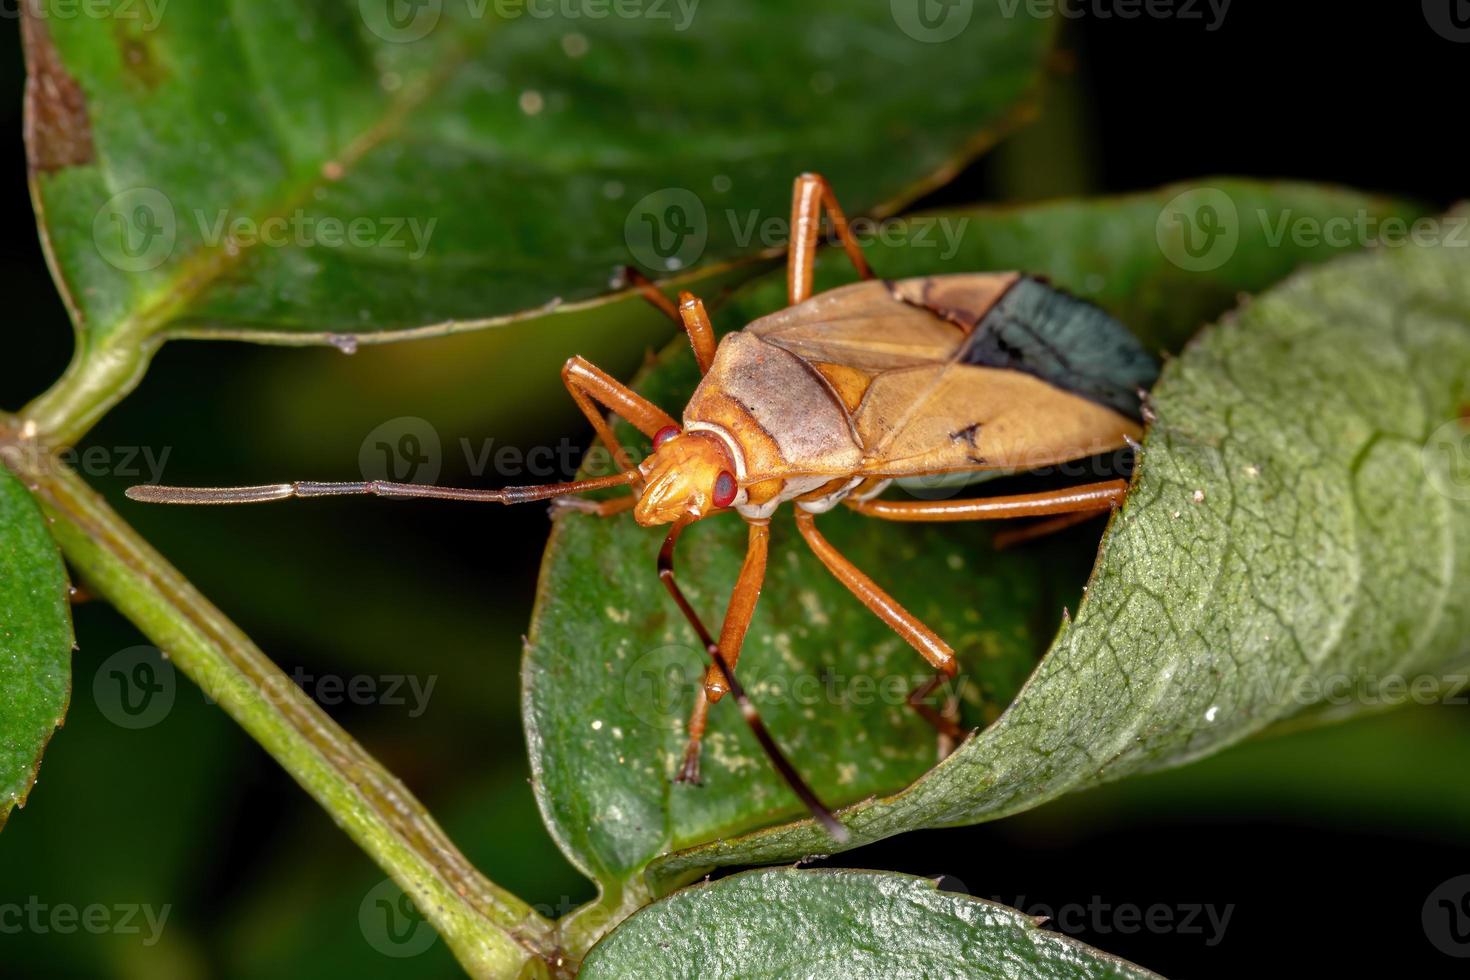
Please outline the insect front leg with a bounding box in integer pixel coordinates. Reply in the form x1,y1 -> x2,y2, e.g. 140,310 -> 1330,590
787,172 -> 874,305
560,355 -> 678,479
616,264 -> 682,323
615,266 -> 717,375
675,292 -> 717,374
793,509 -> 965,745
678,518 -> 770,784
550,494 -> 638,518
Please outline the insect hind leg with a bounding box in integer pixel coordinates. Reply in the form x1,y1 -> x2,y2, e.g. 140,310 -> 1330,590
788,172 -> 874,305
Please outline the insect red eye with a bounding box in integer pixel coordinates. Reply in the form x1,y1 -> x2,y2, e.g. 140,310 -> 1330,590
712,471 -> 737,508
653,425 -> 680,449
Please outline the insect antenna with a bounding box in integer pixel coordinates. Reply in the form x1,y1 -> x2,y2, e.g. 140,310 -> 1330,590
657,516 -> 849,843
125,470 -> 636,505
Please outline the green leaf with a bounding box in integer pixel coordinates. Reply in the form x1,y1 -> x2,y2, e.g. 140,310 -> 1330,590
650,208 -> 1470,883
22,0 -> 1051,440
522,180 -> 1424,937
0,457 -> 74,829
580,869 -> 1161,979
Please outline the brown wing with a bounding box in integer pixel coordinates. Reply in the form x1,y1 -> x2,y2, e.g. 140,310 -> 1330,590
852,362 -> 1141,477
748,274 -> 1141,479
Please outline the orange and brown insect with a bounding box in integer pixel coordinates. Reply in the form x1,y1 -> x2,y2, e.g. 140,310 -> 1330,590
128,173 -> 1158,841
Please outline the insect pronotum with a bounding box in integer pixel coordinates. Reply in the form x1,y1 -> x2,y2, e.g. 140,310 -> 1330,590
129,173 -> 1159,842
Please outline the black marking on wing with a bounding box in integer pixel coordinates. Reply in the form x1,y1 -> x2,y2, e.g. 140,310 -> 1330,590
958,277 -> 1159,421
949,422 -> 982,446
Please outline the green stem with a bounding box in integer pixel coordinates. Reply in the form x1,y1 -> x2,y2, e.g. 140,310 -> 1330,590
20,314 -> 162,449
1,437 -> 559,979
21,333 -> 158,449
557,878 -> 654,967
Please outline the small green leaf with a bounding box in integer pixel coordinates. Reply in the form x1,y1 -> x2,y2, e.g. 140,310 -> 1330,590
650,209 -> 1470,883
579,869 -> 1161,979
0,459 -> 74,829
25,0 -> 1049,347
523,181 -> 1422,930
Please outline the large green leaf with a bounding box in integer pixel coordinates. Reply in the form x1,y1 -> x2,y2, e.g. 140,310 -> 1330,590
0,457 -> 74,828
521,181 -> 1426,931
24,0 -> 1049,349
580,869 -> 1161,979
649,210 -> 1470,883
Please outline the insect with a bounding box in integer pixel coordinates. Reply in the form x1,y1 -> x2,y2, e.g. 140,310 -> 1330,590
128,173 -> 1158,841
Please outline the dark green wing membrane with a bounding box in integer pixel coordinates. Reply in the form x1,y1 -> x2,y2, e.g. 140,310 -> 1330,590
960,277 -> 1158,421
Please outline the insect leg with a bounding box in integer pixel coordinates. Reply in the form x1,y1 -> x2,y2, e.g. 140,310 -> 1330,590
793,509 -> 956,678
844,479 -> 1130,548
992,509 -> 1109,550
614,265 -> 682,324
905,671 -> 965,742
547,494 -> 638,519
615,267 -> 717,375
658,515 -> 847,841
676,292 -> 717,374
561,355 -> 679,476
796,509 -> 968,744
840,480 -> 1131,742
796,509 -> 966,743
677,519 -> 770,784
788,172 -> 874,305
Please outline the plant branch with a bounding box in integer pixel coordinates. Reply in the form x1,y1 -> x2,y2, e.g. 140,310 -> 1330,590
0,433 -> 559,979
20,330 -> 162,449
